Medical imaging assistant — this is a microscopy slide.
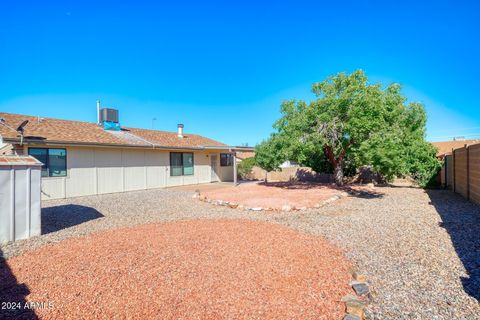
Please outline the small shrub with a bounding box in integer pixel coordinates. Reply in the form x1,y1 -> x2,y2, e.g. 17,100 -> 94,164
237,157 -> 256,179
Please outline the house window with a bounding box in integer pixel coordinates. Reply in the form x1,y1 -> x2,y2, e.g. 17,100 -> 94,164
170,152 -> 194,176
28,148 -> 67,177
220,153 -> 233,166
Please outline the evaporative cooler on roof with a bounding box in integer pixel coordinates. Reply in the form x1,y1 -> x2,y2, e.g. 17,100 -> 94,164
100,108 -> 121,131
100,108 -> 119,123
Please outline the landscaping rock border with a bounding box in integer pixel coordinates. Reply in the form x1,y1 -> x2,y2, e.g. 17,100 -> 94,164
342,271 -> 372,320
196,191 -> 349,212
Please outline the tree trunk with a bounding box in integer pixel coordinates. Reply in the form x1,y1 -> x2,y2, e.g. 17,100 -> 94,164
333,164 -> 344,186
324,142 -> 353,186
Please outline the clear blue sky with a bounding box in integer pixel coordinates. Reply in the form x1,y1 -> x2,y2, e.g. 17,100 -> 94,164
1,0 -> 479,145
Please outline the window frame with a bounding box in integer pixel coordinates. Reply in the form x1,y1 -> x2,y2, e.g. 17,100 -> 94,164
28,147 -> 67,177
170,152 -> 194,176
220,153 -> 233,167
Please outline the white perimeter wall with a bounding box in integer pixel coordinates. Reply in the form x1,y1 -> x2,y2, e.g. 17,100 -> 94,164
36,146 -> 233,200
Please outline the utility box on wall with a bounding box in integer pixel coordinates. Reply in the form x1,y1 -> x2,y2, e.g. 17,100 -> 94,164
0,155 -> 42,244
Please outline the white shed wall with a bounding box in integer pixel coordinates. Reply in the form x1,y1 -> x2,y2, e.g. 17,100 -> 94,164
0,165 -> 41,244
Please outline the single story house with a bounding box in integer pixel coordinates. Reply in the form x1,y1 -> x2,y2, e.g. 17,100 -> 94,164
0,110 -> 253,200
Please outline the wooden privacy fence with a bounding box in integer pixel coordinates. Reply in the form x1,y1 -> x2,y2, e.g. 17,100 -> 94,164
444,143 -> 480,204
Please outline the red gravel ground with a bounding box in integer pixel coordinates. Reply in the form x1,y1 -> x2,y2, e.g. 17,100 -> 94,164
1,220 -> 352,319
202,182 -> 367,209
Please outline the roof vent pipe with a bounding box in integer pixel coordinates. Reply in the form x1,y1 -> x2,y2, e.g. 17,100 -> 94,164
177,124 -> 184,138
97,100 -> 101,124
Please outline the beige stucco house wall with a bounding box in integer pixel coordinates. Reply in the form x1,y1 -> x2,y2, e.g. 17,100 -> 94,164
21,145 -> 234,200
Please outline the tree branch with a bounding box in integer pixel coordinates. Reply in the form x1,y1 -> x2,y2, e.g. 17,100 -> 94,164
324,139 -> 354,168
324,144 -> 337,166
337,139 -> 354,162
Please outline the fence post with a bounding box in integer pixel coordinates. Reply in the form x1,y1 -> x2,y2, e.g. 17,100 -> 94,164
452,148 -> 456,193
444,155 -> 447,189
446,155 -> 449,189
466,144 -> 470,200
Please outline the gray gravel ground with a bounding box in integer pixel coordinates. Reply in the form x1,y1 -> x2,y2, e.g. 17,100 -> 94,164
1,184 -> 479,319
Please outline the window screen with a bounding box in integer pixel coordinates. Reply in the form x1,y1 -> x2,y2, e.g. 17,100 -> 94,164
170,152 -> 183,176
220,153 -> 233,166
170,152 -> 194,176
182,153 -> 194,175
48,149 -> 67,177
28,148 -> 49,177
28,148 -> 67,177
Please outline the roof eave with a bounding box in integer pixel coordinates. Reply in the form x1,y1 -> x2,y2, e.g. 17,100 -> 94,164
3,137 -> 232,151
202,145 -> 255,152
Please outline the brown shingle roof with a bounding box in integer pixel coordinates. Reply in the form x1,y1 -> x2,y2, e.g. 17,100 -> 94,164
431,140 -> 480,156
0,112 -> 226,149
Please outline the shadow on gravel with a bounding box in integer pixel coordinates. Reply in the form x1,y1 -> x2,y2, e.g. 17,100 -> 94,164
384,184 -> 418,189
42,204 -> 104,235
342,186 -> 384,199
427,189 -> 480,302
0,248 -> 37,319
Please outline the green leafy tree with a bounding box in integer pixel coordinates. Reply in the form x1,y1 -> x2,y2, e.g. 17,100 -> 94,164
256,70 -> 441,186
255,133 -> 287,172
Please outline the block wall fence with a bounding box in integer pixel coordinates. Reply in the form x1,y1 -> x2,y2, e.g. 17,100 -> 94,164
445,143 -> 480,204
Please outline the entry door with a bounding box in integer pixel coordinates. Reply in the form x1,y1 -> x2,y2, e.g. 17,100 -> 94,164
210,155 -> 219,182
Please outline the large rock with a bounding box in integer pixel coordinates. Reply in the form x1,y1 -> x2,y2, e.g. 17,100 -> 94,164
346,301 -> 365,319
281,205 -> 292,212
342,295 -> 365,319
352,271 -> 368,283
352,282 -> 369,296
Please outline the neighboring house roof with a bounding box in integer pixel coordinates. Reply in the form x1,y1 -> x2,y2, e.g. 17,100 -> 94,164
0,112 -> 227,149
236,151 -> 255,160
431,140 -> 480,156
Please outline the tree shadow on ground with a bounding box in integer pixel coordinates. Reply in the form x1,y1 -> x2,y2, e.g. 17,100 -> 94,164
258,181 -> 384,199
342,186 -> 384,199
295,168 -> 333,183
426,189 -> 480,302
386,184 -> 421,189
0,248 -> 37,319
42,204 -> 104,235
